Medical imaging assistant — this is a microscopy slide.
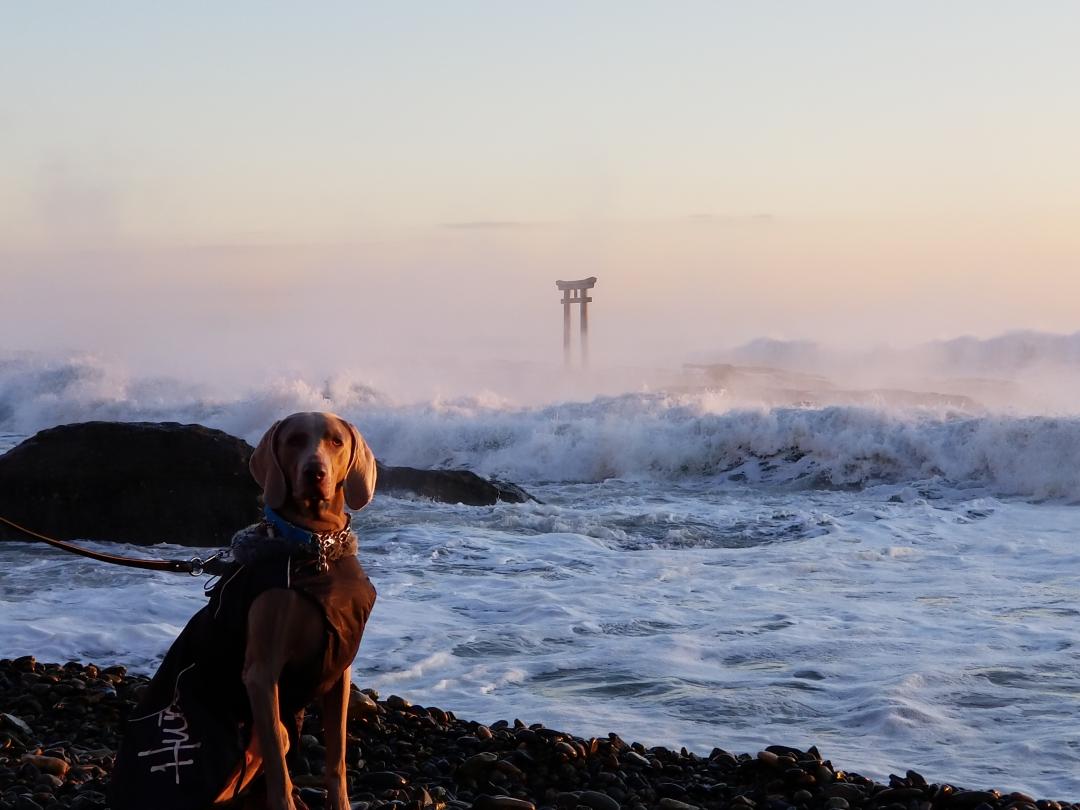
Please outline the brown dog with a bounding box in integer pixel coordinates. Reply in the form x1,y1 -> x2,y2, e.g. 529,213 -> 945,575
111,412 -> 377,810
238,412 -> 377,809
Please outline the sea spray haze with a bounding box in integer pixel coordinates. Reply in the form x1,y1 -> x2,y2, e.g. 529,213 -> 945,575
3,341 -> 1080,797
4,2 -> 1080,801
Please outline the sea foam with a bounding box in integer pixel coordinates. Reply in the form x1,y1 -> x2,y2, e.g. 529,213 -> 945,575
4,353 -> 1080,500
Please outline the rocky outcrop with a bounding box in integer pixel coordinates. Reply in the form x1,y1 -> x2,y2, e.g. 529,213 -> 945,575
377,463 -> 535,506
0,421 -> 260,547
0,422 -> 535,546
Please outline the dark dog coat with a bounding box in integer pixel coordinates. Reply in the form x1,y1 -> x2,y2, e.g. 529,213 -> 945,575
109,522 -> 376,809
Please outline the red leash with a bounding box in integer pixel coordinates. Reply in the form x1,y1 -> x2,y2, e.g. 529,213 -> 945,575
0,514 -> 227,576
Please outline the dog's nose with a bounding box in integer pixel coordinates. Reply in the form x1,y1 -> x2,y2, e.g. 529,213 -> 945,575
303,464 -> 327,482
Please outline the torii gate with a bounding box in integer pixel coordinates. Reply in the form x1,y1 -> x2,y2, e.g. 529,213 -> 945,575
555,276 -> 597,367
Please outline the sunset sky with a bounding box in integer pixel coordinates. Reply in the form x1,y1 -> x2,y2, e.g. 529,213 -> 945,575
2,2 -> 1078,381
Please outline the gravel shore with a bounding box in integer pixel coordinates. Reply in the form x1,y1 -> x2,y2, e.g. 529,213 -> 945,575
0,657 -> 1074,810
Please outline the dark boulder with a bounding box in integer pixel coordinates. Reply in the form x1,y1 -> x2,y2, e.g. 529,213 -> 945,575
377,463 -> 536,506
0,421 -> 260,547
0,421 -> 536,546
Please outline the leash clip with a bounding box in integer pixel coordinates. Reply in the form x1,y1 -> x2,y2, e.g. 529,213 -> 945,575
187,551 -> 224,577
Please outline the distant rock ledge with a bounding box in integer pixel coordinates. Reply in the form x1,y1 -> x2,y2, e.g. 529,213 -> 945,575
376,463 -> 535,508
0,421 -> 535,547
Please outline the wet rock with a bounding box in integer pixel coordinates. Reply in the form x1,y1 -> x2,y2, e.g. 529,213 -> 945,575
349,689 -> 380,721
473,797 -> 536,810
659,799 -> 701,810
824,783 -> 866,802
458,752 -> 499,779
950,792 -> 1002,808
376,464 -> 536,506
36,772 -> 63,789
0,715 -> 33,738
553,741 -> 578,760
0,422 -> 261,546
69,794 -> 107,810
578,790 -> 621,810
875,787 -> 926,802
19,757 -> 67,778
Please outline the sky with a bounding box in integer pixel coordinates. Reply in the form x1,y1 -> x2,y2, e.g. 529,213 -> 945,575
2,2 -> 1079,385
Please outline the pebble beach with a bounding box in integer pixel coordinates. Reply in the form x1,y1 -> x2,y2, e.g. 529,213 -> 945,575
1,656 -> 1075,810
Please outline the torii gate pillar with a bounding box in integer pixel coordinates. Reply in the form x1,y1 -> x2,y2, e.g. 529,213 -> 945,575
555,276 -> 597,367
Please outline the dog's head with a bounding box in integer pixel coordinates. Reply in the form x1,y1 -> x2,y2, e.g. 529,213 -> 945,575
249,412 -> 377,514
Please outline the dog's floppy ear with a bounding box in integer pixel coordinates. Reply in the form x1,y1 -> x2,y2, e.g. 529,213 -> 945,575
344,422 -> 377,511
249,419 -> 287,509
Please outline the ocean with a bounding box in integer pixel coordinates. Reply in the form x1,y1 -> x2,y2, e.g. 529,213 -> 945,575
1,354 -> 1079,798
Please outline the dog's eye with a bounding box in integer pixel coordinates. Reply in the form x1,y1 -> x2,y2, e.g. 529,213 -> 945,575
331,437 -> 345,447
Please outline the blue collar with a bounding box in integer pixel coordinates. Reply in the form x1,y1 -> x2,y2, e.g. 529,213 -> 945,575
261,505 -> 354,574
263,506 -> 352,546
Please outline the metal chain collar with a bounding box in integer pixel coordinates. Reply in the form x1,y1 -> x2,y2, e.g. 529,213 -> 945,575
311,525 -> 354,573
263,519 -> 354,573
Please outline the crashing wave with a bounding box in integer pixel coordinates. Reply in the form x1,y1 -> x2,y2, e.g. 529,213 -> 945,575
4,355 -> 1080,500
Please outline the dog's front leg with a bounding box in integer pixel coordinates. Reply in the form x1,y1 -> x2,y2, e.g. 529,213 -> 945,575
244,591 -> 320,810
321,668 -> 351,810
242,672 -> 293,809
